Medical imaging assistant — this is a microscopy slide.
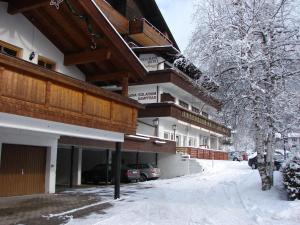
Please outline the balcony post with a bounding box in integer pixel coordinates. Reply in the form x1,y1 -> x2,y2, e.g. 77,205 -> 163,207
69,146 -> 75,188
114,142 -> 122,199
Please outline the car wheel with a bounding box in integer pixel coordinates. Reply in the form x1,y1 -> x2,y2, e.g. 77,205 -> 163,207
233,158 -> 237,161
139,174 -> 147,182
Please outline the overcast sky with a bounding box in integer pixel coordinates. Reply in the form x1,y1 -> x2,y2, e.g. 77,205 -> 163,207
155,0 -> 195,51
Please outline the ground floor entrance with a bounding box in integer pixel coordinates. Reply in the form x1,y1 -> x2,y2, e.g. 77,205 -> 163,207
0,144 -> 46,197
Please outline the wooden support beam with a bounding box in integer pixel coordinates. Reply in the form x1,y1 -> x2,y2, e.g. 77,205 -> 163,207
8,0 -> 49,14
87,72 -> 130,83
64,49 -> 111,66
121,76 -> 129,97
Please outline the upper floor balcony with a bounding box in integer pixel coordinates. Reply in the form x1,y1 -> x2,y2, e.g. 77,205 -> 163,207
139,102 -> 231,137
129,18 -> 173,47
94,1 -> 173,47
0,53 -> 142,134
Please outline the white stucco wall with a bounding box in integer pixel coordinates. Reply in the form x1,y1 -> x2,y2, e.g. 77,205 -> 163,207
0,2 -> 85,81
158,153 -> 203,179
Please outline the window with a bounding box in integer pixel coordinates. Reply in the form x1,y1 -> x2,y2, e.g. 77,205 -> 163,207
176,135 -> 181,146
188,137 -> 194,146
38,56 -> 56,70
171,133 -> 175,141
179,100 -> 189,109
292,138 -> 297,142
192,106 -> 200,114
164,132 -> 170,140
202,111 -> 209,118
203,136 -> 209,147
183,136 -> 187,146
0,40 -> 22,58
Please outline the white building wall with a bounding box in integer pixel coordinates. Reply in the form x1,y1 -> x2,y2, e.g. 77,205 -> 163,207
136,121 -> 155,137
0,2 -> 85,81
158,153 -> 203,179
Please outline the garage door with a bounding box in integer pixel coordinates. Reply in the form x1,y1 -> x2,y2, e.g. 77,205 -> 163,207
0,144 -> 46,197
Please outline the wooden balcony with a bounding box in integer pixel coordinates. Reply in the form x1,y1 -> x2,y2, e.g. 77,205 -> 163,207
0,54 -> 142,134
139,103 -> 231,136
60,135 -> 176,154
177,147 -> 229,160
129,19 -> 173,46
94,0 -> 129,34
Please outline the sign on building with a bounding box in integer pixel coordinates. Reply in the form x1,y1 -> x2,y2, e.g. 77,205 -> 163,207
139,54 -> 165,71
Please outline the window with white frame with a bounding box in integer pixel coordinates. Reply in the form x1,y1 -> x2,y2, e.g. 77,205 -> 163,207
183,136 -> 187,146
176,135 -> 181,146
203,136 -> 209,147
171,133 -> 175,141
164,131 -> 170,140
188,137 -> 194,146
199,135 -> 203,146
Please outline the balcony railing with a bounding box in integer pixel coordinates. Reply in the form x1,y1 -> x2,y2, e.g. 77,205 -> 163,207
0,53 -> 142,134
129,18 -> 173,46
139,103 -> 231,136
177,147 -> 229,160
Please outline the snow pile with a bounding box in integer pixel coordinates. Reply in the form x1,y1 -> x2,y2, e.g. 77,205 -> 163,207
66,160 -> 300,225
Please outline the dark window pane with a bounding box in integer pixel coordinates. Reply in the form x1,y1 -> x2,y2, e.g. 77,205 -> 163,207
2,47 -> 17,57
192,106 -> 200,114
179,100 -> 189,109
38,60 -> 45,67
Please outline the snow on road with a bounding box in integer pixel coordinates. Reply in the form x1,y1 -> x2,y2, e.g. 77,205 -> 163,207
67,160 -> 300,225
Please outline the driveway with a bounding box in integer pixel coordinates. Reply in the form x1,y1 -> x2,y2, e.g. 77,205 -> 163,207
0,189 -> 111,225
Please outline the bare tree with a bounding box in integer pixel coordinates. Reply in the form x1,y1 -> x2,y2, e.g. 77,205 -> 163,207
186,0 -> 300,190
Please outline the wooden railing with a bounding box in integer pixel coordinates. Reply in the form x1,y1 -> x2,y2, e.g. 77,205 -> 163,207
94,0 -> 129,34
139,103 -> 231,136
0,54 -> 142,134
177,147 -> 228,160
129,18 -> 172,46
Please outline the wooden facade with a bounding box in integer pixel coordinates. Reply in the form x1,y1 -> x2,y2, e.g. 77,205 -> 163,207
177,147 -> 228,161
139,103 -> 231,137
59,136 -> 176,154
129,19 -> 172,46
0,54 -> 142,134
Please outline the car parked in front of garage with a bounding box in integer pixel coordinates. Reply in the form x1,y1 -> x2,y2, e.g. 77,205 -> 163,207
128,163 -> 161,182
82,164 -> 140,184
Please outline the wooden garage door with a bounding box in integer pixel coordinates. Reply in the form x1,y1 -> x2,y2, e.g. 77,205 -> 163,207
0,144 -> 46,197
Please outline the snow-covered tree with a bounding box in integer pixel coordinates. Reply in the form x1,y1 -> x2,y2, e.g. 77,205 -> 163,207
186,0 -> 300,190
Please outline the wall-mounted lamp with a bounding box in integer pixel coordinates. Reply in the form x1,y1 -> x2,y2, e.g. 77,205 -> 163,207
29,51 -> 35,61
153,118 -> 159,127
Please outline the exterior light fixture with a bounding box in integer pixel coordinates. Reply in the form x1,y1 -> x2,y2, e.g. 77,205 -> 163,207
153,118 -> 159,127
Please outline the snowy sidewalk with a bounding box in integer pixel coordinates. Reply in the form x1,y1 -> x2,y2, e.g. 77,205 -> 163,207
67,160 -> 300,225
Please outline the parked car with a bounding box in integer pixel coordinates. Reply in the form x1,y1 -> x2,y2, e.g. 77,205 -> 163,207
248,151 -> 284,170
82,164 -> 140,184
128,163 -> 161,182
229,152 -> 243,161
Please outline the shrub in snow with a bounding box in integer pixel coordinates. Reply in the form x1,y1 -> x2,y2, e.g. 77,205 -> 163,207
282,154 -> 300,201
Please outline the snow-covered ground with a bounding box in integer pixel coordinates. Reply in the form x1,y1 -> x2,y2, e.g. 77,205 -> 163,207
66,160 -> 300,225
